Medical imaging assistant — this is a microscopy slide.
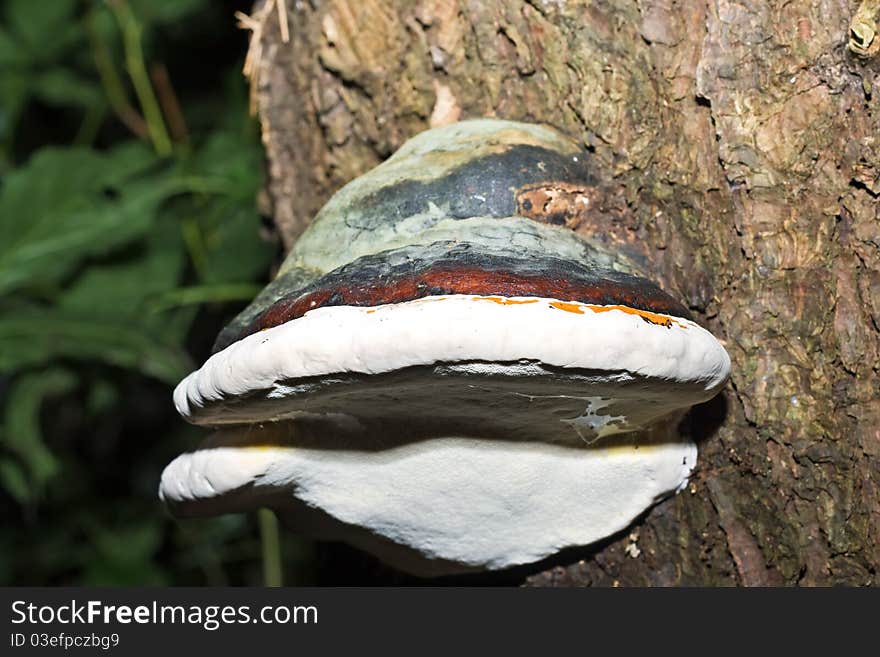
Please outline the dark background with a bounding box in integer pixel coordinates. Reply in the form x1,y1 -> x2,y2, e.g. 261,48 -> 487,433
0,0 -> 430,586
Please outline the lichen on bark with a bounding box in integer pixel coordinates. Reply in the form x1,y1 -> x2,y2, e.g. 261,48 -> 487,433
242,0 -> 879,586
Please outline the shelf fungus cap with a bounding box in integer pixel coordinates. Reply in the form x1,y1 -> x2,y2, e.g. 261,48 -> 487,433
160,119 -> 731,576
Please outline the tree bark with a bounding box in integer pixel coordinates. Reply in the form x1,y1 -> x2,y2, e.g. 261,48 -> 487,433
243,0 -> 880,585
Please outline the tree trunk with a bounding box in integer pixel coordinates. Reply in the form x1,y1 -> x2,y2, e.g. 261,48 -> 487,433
242,0 -> 880,585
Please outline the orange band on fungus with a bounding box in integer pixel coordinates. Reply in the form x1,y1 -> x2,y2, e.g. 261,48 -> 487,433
239,262 -> 691,344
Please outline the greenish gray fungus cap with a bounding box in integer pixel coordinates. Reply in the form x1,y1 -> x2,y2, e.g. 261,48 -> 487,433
160,119 -> 730,576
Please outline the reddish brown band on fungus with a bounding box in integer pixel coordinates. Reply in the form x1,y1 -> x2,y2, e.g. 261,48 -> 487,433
239,264 -> 691,342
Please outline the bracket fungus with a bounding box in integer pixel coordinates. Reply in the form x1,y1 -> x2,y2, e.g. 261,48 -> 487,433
160,119 -> 730,576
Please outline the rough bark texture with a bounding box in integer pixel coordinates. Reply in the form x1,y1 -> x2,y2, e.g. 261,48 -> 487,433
244,0 -> 880,585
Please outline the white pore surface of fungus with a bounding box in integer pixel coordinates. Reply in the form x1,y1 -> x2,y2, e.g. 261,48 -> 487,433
160,430 -> 696,574
174,294 -> 730,421
162,294 -> 729,575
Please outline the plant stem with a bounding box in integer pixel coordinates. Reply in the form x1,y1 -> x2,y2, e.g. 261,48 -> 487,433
108,0 -> 173,156
87,9 -> 149,140
73,101 -> 107,146
259,508 -> 283,587
150,62 -> 189,147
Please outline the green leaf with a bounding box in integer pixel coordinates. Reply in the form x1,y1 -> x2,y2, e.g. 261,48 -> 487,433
148,283 -> 263,311
1,369 -> 76,497
0,458 -> 31,503
0,310 -> 191,384
173,131 -> 273,284
186,130 -> 262,199
0,2 -> 90,139
33,69 -> 104,109
4,0 -> 80,57
197,203 -> 274,285
83,521 -> 167,586
93,522 -> 163,564
0,144 -> 183,296
0,26 -> 27,68
129,0 -> 209,27
59,211 -> 196,344
0,68 -> 29,141
60,213 -> 187,322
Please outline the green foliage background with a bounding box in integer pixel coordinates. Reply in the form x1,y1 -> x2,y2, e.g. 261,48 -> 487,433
0,0 -> 320,585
